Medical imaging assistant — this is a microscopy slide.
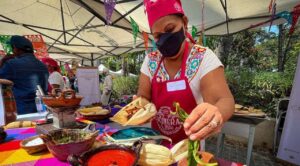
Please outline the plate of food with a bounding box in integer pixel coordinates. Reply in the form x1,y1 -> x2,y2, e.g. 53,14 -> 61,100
77,106 -> 111,120
110,97 -> 157,126
234,104 -> 266,118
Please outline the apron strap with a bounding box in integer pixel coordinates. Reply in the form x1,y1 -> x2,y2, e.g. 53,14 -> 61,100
179,41 -> 190,79
153,41 -> 190,80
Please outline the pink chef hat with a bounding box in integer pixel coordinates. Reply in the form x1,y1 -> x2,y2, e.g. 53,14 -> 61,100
144,0 -> 185,29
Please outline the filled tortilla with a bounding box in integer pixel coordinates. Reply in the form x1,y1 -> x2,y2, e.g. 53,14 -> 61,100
110,97 -> 157,126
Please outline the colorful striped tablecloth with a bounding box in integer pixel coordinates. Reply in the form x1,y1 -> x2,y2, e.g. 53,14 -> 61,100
0,120 -> 243,166
0,121 -> 117,166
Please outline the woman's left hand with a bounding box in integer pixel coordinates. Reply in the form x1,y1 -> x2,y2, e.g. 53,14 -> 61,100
183,103 -> 224,141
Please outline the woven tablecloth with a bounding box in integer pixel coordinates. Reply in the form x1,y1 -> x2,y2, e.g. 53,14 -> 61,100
0,120 -> 243,166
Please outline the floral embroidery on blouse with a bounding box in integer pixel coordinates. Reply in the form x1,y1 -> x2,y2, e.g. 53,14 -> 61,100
147,45 -> 206,82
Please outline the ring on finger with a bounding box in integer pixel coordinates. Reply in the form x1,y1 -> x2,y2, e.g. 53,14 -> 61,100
208,120 -> 219,128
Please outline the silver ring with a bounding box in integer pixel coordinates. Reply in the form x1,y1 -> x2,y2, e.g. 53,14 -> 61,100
209,120 -> 219,128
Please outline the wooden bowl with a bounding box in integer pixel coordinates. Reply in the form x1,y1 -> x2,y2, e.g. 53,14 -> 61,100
43,90 -> 83,107
20,135 -> 47,154
40,129 -> 98,161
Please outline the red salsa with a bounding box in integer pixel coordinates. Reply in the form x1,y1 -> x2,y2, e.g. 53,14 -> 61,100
87,149 -> 136,166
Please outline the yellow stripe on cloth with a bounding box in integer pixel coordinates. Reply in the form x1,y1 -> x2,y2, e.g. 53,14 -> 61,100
1,149 -> 51,164
0,150 -> 16,163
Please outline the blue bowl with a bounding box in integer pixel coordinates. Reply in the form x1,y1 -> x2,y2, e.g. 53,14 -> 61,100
111,127 -> 161,144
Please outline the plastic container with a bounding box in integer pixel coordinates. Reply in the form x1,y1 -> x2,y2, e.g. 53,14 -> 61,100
35,90 -> 44,113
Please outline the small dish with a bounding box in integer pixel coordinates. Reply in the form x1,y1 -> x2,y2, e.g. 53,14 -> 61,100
68,141 -> 142,166
20,135 -> 47,154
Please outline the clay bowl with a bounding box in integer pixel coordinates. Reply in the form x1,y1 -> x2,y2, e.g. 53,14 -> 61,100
68,141 -> 142,166
43,90 -> 83,107
40,129 -> 98,161
20,135 -> 47,154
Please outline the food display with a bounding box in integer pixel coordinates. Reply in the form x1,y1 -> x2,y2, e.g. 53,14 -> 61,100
40,129 -> 98,161
110,97 -> 157,126
4,121 -> 36,129
20,135 -> 47,154
234,104 -> 266,117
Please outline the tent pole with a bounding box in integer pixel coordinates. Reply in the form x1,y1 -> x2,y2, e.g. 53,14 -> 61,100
91,53 -> 94,67
60,0 -> 67,44
225,0 -> 229,36
119,42 -> 144,55
111,2 -> 143,25
219,0 -> 230,35
0,15 -> 63,32
67,16 -> 96,44
47,33 -> 64,51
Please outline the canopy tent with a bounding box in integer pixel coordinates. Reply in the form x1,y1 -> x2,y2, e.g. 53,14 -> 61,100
0,0 -> 299,65
98,64 -> 137,77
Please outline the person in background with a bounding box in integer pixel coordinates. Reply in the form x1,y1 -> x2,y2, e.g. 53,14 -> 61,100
67,72 -> 76,90
101,68 -> 113,105
0,35 -> 49,115
41,57 -> 65,93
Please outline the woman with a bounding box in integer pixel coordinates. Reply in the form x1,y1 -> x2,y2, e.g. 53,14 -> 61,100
41,57 -> 65,93
137,0 -> 235,146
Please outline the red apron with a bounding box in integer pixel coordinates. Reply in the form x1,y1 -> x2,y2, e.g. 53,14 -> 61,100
151,42 -> 198,145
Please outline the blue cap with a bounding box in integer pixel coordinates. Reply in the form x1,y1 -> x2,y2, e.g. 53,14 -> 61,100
7,35 -> 33,52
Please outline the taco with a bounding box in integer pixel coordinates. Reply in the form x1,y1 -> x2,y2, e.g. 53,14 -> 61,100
110,97 -> 157,126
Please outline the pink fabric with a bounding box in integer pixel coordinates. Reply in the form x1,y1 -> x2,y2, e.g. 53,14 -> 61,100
40,57 -> 58,68
144,0 -> 185,28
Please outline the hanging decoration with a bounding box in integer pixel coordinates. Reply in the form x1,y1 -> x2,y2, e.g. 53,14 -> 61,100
268,0 -> 277,32
60,65 -> 66,76
289,4 -> 300,35
64,62 -> 72,74
142,31 -> 149,51
191,26 -> 198,39
130,17 -> 139,48
276,11 -> 292,25
104,0 -> 117,25
0,35 -> 13,55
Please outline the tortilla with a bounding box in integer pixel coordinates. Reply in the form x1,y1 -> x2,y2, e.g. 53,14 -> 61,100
110,97 -> 157,126
78,107 -> 110,116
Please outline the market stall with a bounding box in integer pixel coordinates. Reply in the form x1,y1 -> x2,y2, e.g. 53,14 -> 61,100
0,115 -> 243,166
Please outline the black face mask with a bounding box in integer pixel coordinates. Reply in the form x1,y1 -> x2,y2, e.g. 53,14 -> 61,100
156,27 -> 186,57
